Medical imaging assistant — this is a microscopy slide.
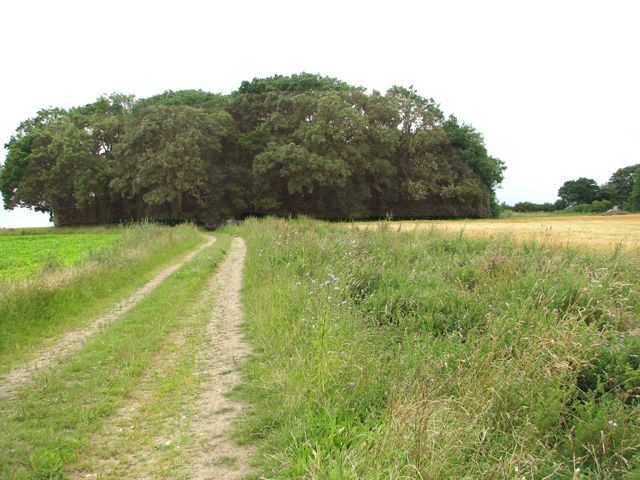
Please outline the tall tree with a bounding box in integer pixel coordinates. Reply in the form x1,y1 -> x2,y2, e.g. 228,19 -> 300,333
0,108 -> 66,209
444,115 -> 506,216
558,177 -> 600,206
628,166 -> 640,211
600,164 -> 639,205
111,105 -> 230,219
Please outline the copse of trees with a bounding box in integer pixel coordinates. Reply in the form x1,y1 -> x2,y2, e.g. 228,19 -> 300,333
501,165 -> 640,216
0,73 -> 506,225
557,165 -> 640,212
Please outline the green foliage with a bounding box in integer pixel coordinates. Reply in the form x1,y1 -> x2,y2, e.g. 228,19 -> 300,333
4,75 -> 502,223
235,72 -> 362,94
558,177 -> 601,206
1,108 -> 67,210
601,164 -> 640,205
132,89 -> 221,112
512,201 -> 557,212
111,105 -> 231,218
589,199 -> 614,213
444,115 -> 505,191
629,166 -> 640,211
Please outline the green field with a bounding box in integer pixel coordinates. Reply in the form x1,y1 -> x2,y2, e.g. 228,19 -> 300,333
0,233 -> 122,280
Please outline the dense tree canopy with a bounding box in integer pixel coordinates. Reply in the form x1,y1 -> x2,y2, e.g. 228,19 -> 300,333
1,73 -> 505,225
558,177 -> 601,206
599,164 -> 639,205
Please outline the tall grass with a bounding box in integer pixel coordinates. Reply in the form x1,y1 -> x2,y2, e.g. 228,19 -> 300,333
0,223 -> 205,373
238,218 -> 640,479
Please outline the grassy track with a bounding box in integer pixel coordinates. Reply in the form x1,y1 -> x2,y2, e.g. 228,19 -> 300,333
0,233 -> 231,479
235,218 -> 640,479
0,223 -> 204,376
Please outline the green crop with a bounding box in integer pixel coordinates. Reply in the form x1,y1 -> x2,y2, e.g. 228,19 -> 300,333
0,234 -> 122,280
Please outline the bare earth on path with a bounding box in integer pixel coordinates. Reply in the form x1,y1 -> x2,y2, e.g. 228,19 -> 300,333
0,235 -> 217,400
182,236 -> 255,480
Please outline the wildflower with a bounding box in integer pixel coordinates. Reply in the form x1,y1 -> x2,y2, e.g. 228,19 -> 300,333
312,280 -> 316,284
609,420 -> 618,427
306,272 -> 310,276
310,291 -> 314,295
342,301 -> 347,304
361,289 -> 365,293
350,382 -> 355,386
335,287 -> 339,290
306,307 -> 310,311
327,296 -> 332,300
296,282 -> 301,285
489,305 -> 493,310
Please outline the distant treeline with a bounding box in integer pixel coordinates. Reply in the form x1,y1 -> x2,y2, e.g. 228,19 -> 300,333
0,73 -> 505,225
504,165 -> 640,215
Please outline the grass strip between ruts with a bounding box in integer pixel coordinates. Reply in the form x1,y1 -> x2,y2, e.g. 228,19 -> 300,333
0,234 -> 230,479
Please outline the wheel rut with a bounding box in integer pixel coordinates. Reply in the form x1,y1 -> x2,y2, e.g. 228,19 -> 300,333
182,236 -> 254,480
0,235 -> 217,400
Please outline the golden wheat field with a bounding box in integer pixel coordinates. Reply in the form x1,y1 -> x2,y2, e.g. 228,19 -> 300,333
355,214 -> 640,250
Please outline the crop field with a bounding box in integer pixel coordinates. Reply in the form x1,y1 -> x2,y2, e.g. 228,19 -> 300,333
354,214 -> 640,250
0,233 -> 122,280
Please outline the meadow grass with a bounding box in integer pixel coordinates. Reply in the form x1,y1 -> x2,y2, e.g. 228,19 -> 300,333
236,218 -> 640,479
0,233 -> 230,479
0,223 -> 205,374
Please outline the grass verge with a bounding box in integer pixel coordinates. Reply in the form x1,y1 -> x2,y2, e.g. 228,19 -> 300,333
237,217 -> 640,479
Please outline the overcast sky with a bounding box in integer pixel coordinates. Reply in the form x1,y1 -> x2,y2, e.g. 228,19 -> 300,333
1,0 -> 638,228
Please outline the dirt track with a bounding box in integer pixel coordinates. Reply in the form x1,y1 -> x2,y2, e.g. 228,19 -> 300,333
182,236 -> 254,479
0,236 -> 217,400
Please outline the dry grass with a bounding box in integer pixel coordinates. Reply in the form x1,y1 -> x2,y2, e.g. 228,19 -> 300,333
354,214 -> 640,250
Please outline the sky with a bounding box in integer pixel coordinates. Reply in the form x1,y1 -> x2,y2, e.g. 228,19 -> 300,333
1,0 -> 638,228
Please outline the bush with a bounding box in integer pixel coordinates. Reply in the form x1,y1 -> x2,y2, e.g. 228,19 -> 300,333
589,199 -> 614,213
566,203 -> 591,213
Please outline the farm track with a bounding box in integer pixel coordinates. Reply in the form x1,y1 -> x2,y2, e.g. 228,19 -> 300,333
72,236 -> 254,479
0,235 -> 217,400
181,236 -> 254,479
